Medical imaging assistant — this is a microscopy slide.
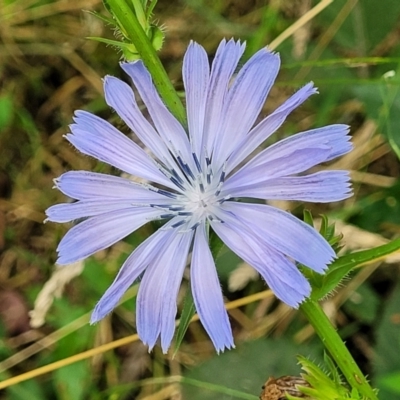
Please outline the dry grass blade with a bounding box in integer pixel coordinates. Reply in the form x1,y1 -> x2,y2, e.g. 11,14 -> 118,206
0,289 -> 274,390
268,0 -> 333,50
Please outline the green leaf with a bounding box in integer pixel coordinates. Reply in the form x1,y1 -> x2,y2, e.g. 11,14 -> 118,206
131,0 -> 147,28
323,353 -> 343,386
149,25 -> 164,51
343,283 -> 379,324
0,95 -> 13,129
351,71 -> 400,162
373,281 -> 400,399
145,0 -> 158,19
182,338 -> 321,400
303,209 -> 314,226
4,379 -> 45,400
311,237 -> 400,300
85,10 -> 117,27
173,287 -> 196,356
318,0 -> 400,51
181,377 -> 258,400
376,371 -> 400,395
86,36 -> 137,51
101,0 -> 113,14
209,229 -> 226,260
292,355 -> 356,400
54,361 -> 91,400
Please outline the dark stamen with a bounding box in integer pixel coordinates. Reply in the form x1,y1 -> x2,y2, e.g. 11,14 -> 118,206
168,206 -> 185,211
218,195 -> 231,204
190,221 -> 201,230
159,213 -> 174,219
177,155 -> 195,180
192,152 -> 202,173
208,215 -> 224,223
171,219 -> 186,228
171,168 -> 185,184
206,171 -> 212,185
170,176 -> 186,191
157,189 -> 179,199
219,170 -> 226,184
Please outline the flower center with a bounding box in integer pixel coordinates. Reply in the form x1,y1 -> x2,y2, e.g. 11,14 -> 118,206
149,152 -> 229,230
185,184 -> 217,215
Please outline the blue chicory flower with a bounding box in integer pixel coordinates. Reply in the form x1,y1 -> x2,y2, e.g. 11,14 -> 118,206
46,39 -> 352,352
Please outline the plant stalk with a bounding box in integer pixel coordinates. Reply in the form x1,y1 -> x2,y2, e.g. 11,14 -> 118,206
300,299 -> 378,400
105,0 -> 186,125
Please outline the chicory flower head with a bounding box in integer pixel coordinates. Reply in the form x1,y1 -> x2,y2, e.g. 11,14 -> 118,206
46,39 -> 352,353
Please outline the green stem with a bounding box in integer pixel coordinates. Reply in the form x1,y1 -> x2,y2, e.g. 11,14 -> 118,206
105,0 -> 186,125
300,299 -> 378,400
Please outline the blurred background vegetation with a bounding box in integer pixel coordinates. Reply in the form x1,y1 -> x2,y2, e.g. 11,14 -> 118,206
1,0 -> 400,399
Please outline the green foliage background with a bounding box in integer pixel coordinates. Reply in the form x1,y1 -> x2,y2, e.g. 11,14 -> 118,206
1,0 -> 400,399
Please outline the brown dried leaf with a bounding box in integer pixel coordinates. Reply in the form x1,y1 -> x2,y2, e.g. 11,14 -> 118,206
260,376 -> 310,400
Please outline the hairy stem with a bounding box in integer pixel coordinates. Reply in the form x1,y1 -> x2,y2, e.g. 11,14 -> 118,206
300,299 -> 378,400
106,0 -> 186,125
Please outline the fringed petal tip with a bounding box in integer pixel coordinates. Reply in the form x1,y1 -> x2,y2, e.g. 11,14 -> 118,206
56,254 -> 79,266
304,81 -> 319,95
148,328 -> 235,354
290,295 -> 308,310
44,205 -> 55,221
277,282 -> 311,309
156,334 -> 235,355
333,171 -> 353,201
101,74 -> 113,84
143,339 -> 158,354
260,45 -> 280,59
90,300 -> 117,325
72,109 -> 90,122
90,303 -> 109,325
218,37 -> 245,47
89,314 -> 100,325
161,340 -> 234,355
151,338 -> 184,354
186,38 -> 244,52
215,342 -> 236,355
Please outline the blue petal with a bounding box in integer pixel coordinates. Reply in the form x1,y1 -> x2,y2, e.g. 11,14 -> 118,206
227,82 -> 318,173
52,171 -> 169,202
225,147 -> 331,189
183,41 -> 210,155
160,231 -> 193,352
227,124 -> 352,186
227,171 -> 352,202
46,201 -> 136,223
67,111 -> 172,188
255,247 -> 311,308
54,171 -> 148,200
91,228 -> 174,322
121,62 -> 194,171
191,224 -> 234,352
103,76 -> 177,170
56,207 -> 162,264
203,39 -> 245,156
212,48 -> 280,168
136,230 -> 193,352
219,202 -> 335,273
261,124 -> 352,163
210,216 -> 310,308
46,185 -> 168,222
